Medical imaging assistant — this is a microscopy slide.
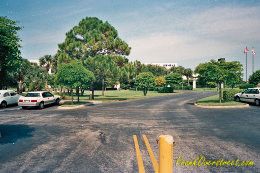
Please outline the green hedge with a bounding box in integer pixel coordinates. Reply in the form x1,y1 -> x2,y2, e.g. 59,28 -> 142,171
184,85 -> 193,90
239,84 -> 256,89
156,87 -> 173,93
223,89 -> 243,101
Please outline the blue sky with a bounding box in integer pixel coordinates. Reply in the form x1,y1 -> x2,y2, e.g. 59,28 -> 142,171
1,0 -> 260,77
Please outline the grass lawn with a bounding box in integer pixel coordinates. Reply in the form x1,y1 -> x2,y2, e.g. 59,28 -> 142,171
193,88 -> 218,92
196,95 -> 246,106
62,90 -> 181,102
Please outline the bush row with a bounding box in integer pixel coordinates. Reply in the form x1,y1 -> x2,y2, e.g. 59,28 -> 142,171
239,84 -> 256,89
223,89 -> 243,101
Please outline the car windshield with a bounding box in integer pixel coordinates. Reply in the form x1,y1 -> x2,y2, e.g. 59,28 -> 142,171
25,93 -> 40,97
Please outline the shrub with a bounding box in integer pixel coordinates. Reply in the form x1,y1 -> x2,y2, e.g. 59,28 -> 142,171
156,87 -> 173,93
239,83 -> 256,89
223,89 -> 243,101
119,83 -> 131,90
184,85 -> 193,90
106,88 -> 117,90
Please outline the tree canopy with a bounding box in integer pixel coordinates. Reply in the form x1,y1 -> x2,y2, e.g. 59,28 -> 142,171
195,59 -> 243,103
56,60 -> 95,102
57,17 -> 131,63
249,70 -> 260,85
0,16 -> 22,89
135,72 -> 156,96
165,73 -> 183,89
84,55 -> 119,96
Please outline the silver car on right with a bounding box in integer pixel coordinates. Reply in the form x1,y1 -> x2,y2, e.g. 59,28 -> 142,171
234,87 -> 260,106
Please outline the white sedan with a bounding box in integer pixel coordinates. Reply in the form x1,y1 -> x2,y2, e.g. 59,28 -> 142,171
234,87 -> 260,106
18,91 -> 61,109
0,90 -> 21,108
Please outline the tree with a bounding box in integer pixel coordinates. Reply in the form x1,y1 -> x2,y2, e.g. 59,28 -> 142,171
184,68 -> 193,86
195,59 -> 243,103
39,55 -> 53,87
155,76 -> 166,86
170,66 -> 185,89
249,70 -> 260,85
85,55 -> 119,96
144,64 -> 168,76
24,62 -> 46,91
170,66 -> 185,75
135,72 -> 156,96
165,73 -> 183,90
57,17 -> 131,99
56,60 -> 95,103
0,16 -> 22,89
14,59 -> 31,93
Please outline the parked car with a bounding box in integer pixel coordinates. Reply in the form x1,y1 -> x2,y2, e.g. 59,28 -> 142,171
0,90 -> 21,108
18,91 -> 61,109
234,87 -> 260,106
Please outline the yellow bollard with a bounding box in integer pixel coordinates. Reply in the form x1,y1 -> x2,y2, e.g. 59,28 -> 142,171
159,135 -> 174,173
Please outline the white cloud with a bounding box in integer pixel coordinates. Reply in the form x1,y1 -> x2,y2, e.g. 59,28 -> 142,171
127,5 -> 260,66
128,33 -> 238,63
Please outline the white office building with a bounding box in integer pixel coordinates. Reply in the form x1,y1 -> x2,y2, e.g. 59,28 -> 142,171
144,63 -> 178,69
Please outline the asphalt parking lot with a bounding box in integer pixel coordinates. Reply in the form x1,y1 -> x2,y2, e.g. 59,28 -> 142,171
0,91 -> 259,173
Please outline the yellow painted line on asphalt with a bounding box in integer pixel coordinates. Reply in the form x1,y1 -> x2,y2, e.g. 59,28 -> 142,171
143,135 -> 159,173
133,135 -> 145,173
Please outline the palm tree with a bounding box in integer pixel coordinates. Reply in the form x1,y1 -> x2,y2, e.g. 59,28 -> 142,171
184,68 -> 193,86
39,55 -> 53,87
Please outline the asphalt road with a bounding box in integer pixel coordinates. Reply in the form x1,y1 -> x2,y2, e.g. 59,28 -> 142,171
0,91 -> 259,173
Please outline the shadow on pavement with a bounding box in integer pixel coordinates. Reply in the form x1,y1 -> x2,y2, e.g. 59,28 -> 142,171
0,124 -> 35,144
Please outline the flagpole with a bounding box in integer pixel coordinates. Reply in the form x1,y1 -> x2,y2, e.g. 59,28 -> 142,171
246,50 -> 248,82
252,47 -> 254,73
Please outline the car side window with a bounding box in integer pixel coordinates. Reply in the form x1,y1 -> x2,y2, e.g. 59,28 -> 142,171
3,92 -> 10,97
244,89 -> 251,94
10,92 -> 16,96
46,92 -> 54,97
251,89 -> 259,94
42,93 -> 47,98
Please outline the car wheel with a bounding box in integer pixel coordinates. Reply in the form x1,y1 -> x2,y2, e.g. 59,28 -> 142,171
22,106 -> 27,109
55,98 -> 60,105
255,99 -> 260,106
39,102 -> 44,109
1,101 -> 7,108
235,96 -> 240,102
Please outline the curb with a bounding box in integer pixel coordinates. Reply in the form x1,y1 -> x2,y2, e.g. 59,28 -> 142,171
57,100 -> 103,110
194,103 -> 249,109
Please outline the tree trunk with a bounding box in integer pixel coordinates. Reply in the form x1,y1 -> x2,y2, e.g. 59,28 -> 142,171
71,87 -> 73,104
81,88 -> 84,96
182,83 -> 183,90
63,87 -> 65,96
102,77 -> 105,96
76,86 -> 79,103
143,89 -> 147,96
187,77 -> 190,86
46,71 -> 49,89
89,82 -> 94,100
17,79 -> 22,94
59,86 -> 62,96
219,82 -> 222,104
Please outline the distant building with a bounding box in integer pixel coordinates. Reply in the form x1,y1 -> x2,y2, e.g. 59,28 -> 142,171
144,63 -> 178,69
29,59 -> 40,65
